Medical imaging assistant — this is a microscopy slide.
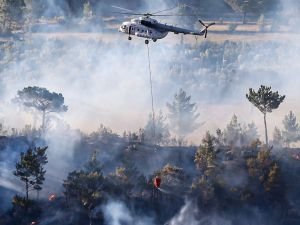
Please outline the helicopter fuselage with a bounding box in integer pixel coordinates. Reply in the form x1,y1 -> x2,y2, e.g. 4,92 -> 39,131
118,16 -> 214,44
119,17 -> 168,41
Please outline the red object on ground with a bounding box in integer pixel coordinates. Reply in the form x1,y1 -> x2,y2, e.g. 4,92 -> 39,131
48,194 -> 56,201
154,176 -> 161,188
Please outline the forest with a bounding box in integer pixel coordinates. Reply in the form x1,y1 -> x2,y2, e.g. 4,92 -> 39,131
1,0 -> 300,225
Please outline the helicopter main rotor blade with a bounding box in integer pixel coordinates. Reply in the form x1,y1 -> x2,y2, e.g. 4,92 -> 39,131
152,5 -> 179,15
112,12 -> 199,17
111,12 -> 145,16
151,14 -> 199,17
111,5 -> 135,12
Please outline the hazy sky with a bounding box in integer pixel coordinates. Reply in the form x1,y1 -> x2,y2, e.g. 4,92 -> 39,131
0,0 -> 300,145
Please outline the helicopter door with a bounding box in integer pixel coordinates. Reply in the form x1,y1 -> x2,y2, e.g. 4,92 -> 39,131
128,25 -> 134,35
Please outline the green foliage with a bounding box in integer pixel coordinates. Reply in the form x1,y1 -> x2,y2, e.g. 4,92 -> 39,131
246,85 -> 285,114
14,86 -> 68,132
247,148 -> 273,186
264,163 -> 280,192
12,195 -> 34,208
11,195 -> 41,224
282,111 -> 300,146
63,153 -> 104,215
192,132 -> 221,207
243,122 -> 259,145
15,86 -> 68,113
154,164 -> 188,195
224,114 -> 242,145
220,115 -> 259,146
63,170 -> 103,212
272,126 -> 283,147
195,132 -> 216,174
192,176 -> 216,205
107,159 -> 147,195
167,89 -> 201,138
13,146 -> 48,200
83,151 -> 103,174
246,147 -> 284,203
246,85 -> 285,145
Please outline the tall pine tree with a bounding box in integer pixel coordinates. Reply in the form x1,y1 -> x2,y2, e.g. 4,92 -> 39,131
246,85 -> 285,146
167,89 -> 201,139
13,146 -> 48,200
282,111 -> 300,147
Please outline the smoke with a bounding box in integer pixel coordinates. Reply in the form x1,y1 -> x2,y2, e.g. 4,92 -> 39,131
1,0 -> 300,218
0,138 -> 30,212
166,200 -> 232,225
102,200 -> 154,225
0,0 -> 299,144
166,199 -> 281,225
42,122 -> 81,194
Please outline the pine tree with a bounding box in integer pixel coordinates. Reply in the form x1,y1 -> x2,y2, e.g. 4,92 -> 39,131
224,114 -> 242,146
83,151 -> 102,174
167,89 -> 201,139
14,86 -> 68,133
13,146 -> 48,201
273,126 -> 283,147
144,110 -> 170,145
195,132 -> 216,175
246,85 -> 285,146
63,153 -> 103,225
282,111 -> 300,147
243,122 -> 259,146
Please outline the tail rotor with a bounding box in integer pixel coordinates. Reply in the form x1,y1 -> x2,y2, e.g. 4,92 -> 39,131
199,20 -> 215,38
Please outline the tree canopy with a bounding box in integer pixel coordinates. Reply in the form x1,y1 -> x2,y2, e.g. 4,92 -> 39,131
224,0 -> 279,14
13,146 -> 48,201
166,89 -> 201,138
282,111 -> 300,146
14,86 -> 68,132
246,85 -> 285,146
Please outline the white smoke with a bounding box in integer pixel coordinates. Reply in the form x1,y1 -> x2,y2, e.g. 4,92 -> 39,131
166,200 -> 232,225
102,200 -> 154,225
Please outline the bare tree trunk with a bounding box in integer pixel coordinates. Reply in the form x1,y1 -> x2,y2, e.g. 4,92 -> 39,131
243,11 -> 247,24
264,113 -> 268,146
42,110 -> 46,133
26,180 -> 29,201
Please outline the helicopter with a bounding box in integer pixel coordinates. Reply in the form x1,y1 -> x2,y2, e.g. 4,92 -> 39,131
113,6 -> 216,44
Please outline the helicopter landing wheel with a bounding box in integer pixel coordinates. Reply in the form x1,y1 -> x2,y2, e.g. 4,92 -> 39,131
153,39 -> 157,42
145,39 -> 149,44
128,36 -> 132,41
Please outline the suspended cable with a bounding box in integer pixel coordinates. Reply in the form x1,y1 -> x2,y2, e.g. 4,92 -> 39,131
146,43 -> 156,142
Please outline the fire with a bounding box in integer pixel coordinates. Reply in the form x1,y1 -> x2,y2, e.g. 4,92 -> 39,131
153,176 -> 161,188
48,194 -> 56,201
292,153 -> 300,160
